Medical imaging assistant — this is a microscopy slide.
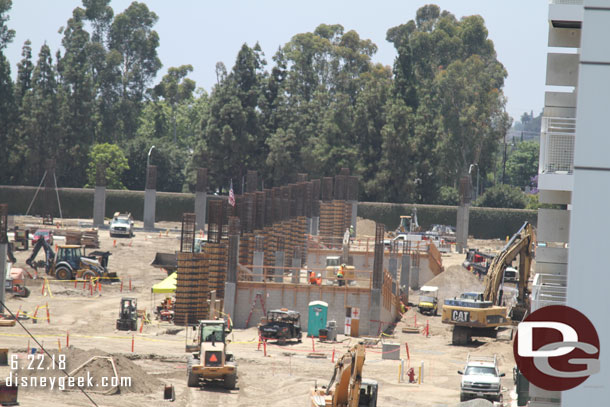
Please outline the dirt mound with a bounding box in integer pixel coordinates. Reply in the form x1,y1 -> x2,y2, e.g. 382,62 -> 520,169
356,217 -> 377,237
419,265 -> 484,304
17,347 -> 162,394
51,288 -> 96,297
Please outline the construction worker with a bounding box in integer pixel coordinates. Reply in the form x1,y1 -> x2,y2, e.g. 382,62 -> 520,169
309,271 -> 317,285
316,273 -> 322,286
337,264 -> 345,287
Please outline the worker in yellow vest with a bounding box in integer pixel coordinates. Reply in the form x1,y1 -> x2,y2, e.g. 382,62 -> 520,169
337,264 -> 346,287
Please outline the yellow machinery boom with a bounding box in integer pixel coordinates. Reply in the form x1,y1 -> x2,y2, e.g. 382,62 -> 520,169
442,222 -> 535,345
311,343 -> 377,407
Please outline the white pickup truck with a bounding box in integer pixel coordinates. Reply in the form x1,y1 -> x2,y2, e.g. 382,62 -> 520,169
457,354 -> 505,403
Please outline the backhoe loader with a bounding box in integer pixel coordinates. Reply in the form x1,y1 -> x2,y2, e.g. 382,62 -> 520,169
26,238 -> 118,281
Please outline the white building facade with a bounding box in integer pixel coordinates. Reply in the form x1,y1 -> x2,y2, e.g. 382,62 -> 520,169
534,0 -> 610,405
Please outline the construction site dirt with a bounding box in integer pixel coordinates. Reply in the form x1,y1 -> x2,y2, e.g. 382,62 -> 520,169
1,216 -> 516,407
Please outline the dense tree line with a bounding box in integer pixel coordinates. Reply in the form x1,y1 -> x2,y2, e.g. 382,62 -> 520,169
0,2 -> 517,204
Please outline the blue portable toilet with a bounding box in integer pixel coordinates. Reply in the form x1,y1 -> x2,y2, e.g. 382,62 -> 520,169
307,300 -> 328,337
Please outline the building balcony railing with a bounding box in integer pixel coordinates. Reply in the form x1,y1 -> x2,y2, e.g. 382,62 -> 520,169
550,0 -> 582,4
531,273 -> 567,312
539,117 -> 576,175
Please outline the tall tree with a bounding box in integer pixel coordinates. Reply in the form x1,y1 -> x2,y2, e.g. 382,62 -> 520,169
56,7 -> 96,187
14,40 -> 33,108
16,44 -> 61,184
82,0 -> 113,44
153,64 -> 196,144
108,1 -> 161,140
0,0 -> 15,183
387,5 -> 509,192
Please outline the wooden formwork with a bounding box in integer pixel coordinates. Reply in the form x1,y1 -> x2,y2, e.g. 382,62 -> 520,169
207,242 -> 228,299
174,252 -> 209,326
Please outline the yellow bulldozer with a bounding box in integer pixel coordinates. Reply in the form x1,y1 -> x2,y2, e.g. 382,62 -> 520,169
442,222 -> 534,345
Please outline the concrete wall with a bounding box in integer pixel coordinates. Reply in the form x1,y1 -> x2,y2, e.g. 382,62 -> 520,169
233,282 -> 399,336
306,249 -> 437,287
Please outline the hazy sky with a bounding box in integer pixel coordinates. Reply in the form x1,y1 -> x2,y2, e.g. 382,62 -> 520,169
3,0 -> 548,122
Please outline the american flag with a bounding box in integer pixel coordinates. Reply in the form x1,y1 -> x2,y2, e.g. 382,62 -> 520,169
228,180 -> 235,207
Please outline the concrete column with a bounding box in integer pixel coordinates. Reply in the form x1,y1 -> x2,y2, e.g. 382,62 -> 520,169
93,187 -> 106,228
144,165 -> 157,231
389,254 -> 398,294
456,204 -> 470,253
0,244 -> 6,314
312,217 -> 319,235
223,282 -> 236,320
456,176 -> 471,253
0,204 -> 7,314
274,251 -> 285,283
291,256 -> 301,284
369,288 -> 381,336
93,163 -> 106,228
348,200 -> 358,236
389,255 -> 398,280
253,251 -> 264,282
224,231 -> 239,320
401,255 -> 410,304
410,264 -> 420,290
195,168 -> 207,232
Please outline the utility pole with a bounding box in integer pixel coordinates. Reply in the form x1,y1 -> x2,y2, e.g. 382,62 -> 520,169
0,204 -> 8,315
502,136 -> 507,184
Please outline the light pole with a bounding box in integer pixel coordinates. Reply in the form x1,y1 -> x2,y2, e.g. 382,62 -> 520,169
147,145 -> 156,168
469,164 -> 480,202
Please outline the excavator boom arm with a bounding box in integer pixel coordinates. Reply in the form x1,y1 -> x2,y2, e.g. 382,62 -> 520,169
482,222 -> 534,306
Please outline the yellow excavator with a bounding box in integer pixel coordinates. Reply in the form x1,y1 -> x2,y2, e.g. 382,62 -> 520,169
442,222 -> 534,345
311,343 -> 378,407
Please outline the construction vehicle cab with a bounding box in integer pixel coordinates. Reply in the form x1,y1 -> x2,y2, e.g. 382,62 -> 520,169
187,319 -> 237,390
258,309 -> 303,345
116,297 -> 138,331
417,286 -> 439,316
311,343 -> 377,407
442,222 -> 534,345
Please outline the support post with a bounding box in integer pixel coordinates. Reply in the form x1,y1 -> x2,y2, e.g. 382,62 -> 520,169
400,254 -> 410,304
274,251 -> 285,283
456,176 -> 471,253
144,165 -> 157,231
93,163 -> 106,228
369,223 -> 384,335
291,249 -> 302,284
195,168 -> 208,233
224,220 -> 239,321
0,204 -> 7,314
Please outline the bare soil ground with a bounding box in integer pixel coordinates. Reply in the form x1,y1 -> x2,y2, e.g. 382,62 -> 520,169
0,216 -> 516,407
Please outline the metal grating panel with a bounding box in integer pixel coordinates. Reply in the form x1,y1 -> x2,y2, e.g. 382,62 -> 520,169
541,117 -> 576,174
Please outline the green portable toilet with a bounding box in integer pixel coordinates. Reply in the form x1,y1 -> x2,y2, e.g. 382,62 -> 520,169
308,301 -> 328,337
